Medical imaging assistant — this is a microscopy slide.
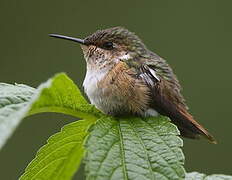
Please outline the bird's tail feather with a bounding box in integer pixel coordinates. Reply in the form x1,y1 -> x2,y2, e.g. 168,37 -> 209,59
172,107 -> 217,144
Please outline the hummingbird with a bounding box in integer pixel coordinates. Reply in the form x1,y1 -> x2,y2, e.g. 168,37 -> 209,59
49,27 -> 216,143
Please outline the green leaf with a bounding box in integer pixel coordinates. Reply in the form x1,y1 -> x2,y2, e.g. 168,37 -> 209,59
0,73 -> 101,150
0,83 -> 35,149
186,172 -> 232,180
20,119 -> 96,180
28,73 -> 102,119
85,116 -> 185,180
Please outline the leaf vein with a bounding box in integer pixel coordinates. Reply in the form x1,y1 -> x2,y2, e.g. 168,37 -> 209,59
118,122 -> 129,180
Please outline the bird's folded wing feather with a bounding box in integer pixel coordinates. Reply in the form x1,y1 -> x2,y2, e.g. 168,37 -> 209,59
138,60 -> 216,143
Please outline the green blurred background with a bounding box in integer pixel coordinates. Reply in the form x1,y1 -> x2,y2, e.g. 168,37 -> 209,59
0,0 -> 231,179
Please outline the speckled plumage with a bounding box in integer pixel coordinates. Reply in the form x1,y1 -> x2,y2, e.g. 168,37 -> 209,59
50,27 -> 216,143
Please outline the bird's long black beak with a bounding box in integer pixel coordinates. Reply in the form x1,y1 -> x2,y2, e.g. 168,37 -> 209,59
49,34 -> 85,45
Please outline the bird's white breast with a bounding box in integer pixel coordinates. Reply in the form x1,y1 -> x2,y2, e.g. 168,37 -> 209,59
83,68 -> 108,107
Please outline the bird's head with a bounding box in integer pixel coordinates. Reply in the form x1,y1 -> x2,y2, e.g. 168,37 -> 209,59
50,27 -> 148,70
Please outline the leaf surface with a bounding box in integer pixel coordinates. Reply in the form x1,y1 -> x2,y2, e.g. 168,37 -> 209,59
28,73 -> 101,119
20,119 -> 96,180
0,83 -> 35,149
85,116 -> 185,180
186,172 -> 232,180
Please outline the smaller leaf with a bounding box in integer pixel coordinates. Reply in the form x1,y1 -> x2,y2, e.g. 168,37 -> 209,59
186,172 -> 232,180
28,73 -> 101,118
20,118 -> 96,180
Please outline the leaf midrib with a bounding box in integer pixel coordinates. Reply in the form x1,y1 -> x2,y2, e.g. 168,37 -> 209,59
129,120 -> 155,180
118,122 -> 129,180
27,106 -> 99,120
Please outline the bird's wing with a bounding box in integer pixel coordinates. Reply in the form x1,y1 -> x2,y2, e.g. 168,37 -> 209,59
138,56 -> 216,143
143,53 -> 188,110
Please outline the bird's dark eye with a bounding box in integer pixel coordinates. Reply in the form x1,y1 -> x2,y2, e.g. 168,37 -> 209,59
102,42 -> 114,50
